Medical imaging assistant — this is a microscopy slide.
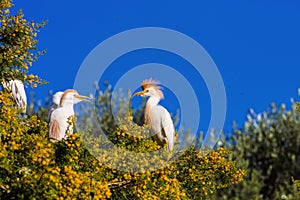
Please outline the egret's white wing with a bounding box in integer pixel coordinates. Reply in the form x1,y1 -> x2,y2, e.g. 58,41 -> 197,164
152,105 -> 175,151
7,80 -> 27,113
161,110 -> 175,151
1,80 -> 27,113
12,80 -> 27,113
49,105 -> 75,142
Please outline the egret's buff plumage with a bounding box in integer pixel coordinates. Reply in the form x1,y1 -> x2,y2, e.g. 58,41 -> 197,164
48,89 -> 89,142
134,79 -> 175,151
1,80 -> 27,113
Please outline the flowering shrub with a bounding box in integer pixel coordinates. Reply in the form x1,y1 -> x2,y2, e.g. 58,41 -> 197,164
0,1 -> 245,199
0,90 -> 245,199
0,0 -> 46,86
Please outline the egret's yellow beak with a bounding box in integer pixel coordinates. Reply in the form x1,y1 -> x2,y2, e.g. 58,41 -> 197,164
133,91 -> 145,96
74,94 -> 91,101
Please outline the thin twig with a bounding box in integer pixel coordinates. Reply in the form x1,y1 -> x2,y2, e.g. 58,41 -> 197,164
107,180 -> 133,189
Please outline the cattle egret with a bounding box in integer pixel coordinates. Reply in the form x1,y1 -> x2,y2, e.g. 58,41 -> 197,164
48,89 -> 89,142
1,80 -> 27,113
48,91 -> 63,122
133,79 -> 175,151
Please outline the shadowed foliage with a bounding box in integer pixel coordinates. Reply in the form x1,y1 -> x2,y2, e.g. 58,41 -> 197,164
213,101 -> 300,200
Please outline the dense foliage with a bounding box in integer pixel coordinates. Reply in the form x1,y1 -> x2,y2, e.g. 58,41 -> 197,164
214,101 -> 300,200
293,178 -> 300,196
0,89 -> 245,199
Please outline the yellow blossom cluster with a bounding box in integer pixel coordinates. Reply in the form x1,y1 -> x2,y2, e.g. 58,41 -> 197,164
58,166 -> 111,199
296,102 -> 300,113
293,178 -> 300,196
74,111 -> 245,199
0,89 -> 246,199
0,91 -> 113,199
0,0 -> 47,87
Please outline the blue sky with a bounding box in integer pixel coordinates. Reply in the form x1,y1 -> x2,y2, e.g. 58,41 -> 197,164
12,0 -> 300,134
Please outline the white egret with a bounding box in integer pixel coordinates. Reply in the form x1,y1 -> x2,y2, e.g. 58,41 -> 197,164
48,91 -> 63,122
133,79 -> 175,151
48,89 -> 89,142
1,80 -> 27,113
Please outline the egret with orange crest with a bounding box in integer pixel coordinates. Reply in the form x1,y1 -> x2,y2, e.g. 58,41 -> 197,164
133,79 -> 175,151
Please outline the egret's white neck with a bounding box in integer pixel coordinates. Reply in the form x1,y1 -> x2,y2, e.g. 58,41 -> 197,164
146,96 -> 160,107
60,100 -> 74,108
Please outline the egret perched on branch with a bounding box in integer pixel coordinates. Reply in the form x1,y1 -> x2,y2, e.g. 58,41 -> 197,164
133,79 -> 175,151
48,91 -> 63,122
49,89 -> 90,142
1,80 -> 27,113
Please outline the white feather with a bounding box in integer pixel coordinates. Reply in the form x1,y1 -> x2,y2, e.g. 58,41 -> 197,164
2,80 -> 27,113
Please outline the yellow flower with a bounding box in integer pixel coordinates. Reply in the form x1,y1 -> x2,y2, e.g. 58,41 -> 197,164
28,74 -> 35,79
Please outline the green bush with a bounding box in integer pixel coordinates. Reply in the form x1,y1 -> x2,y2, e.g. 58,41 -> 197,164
214,101 -> 300,200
